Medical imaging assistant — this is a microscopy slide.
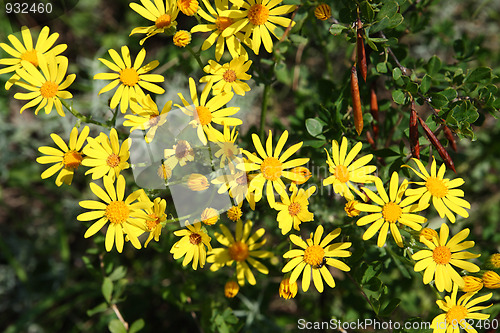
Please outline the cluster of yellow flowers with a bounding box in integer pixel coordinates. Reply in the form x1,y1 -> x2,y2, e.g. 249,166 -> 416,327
1,1 -> 496,331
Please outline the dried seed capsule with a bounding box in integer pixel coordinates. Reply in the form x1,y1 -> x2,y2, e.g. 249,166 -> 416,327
443,125 -> 457,152
356,19 -> 367,82
370,84 -> 379,139
410,100 -> 420,159
351,65 -> 363,135
418,117 -> 456,173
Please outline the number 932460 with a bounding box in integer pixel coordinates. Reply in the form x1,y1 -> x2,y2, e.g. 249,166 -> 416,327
6,2 -> 53,14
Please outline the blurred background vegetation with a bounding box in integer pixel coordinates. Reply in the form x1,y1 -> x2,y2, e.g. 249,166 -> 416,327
0,0 -> 499,332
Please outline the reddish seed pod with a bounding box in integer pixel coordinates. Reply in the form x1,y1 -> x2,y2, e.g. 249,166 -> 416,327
351,65 -> 363,136
409,100 -> 420,159
418,116 -> 456,173
443,125 -> 457,152
370,84 -> 379,139
366,130 -> 376,149
356,19 -> 367,82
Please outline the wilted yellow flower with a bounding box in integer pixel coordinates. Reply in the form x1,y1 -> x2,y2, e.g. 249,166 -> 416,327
224,281 -> 239,298
178,0 -> 198,16
227,205 -> 242,221
419,227 -> 438,243
157,161 -> 173,180
483,271 -> 500,289
173,30 -> 192,47
279,277 -> 298,299
164,139 -> 195,168
489,253 -> 500,269
187,173 -> 210,191
344,200 -> 360,217
201,207 -> 219,225
290,167 -> 312,185
314,4 -> 331,21
461,276 -> 483,292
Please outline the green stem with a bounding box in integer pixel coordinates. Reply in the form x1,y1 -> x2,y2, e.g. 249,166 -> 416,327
186,45 -> 204,71
259,83 -> 271,141
61,100 -> 111,129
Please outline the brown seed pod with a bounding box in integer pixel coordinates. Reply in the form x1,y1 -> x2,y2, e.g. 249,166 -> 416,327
356,19 -> 367,82
418,116 -> 456,173
366,130 -> 376,149
410,100 -> 420,159
351,65 -> 363,135
370,84 -> 379,139
443,125 -> 457,152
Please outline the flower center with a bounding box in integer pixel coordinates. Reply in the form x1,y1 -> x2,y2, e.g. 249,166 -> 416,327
227,206 -> 242,221
261,157 -> 283,181
303,245 -> 325,267
175,140 -> 192,159
334,165 -> 350,183
21,49 -> 39,67
229,241 -> 249,261
433,246 -> 452,265
446,305 -> 468,325
426,176 -> 448,198
106,153 -> 121,167
120,68 -> 140,87
195,106 -> 212,126
248,4 -> 269,25
382,202 -> 402,223
63,150 -> 83,169
105,201 -> 130,224
223,69 -> 237,83
146,213 -> 160,230
288,202 -> 301,216
40,81 -> 59,98
155,14 -> 172,29
216,16 -> 234,32
189,232 -> 202,245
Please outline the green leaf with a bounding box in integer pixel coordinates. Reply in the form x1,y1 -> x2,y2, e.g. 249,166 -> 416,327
365,277 -> 382,291
108,319 -> 127,333
429,92 -> 448,108
86,302 -> 108,317
420,74 -> 432,94
451,101 -> 479,123
360,1 -> 375,22
376,62 -> 388,73
380,298 -> 401,317
393,67 -> 402,81
465,67 -> 492,83
129,319 -> 145,333
392,89 -> 406,105
289,34 -> 308,44
441,88 -> 458,102
102,277 -> 113,303
108,266 -> 127,281
329,24 -> 346,36
377,1 -> 399,20
305,118 -> 324,137
426,56 -> 441,76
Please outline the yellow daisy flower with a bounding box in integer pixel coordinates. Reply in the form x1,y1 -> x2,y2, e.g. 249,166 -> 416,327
344,200 -> 360,217
178,0 -> 198,15
201,207 -> 219,225
355,173 -> 427,248
273,183 -> 316,235
282,225 -> 352,293
138,192 -> 168,247
36,126 -> 89,186
240,130 -> 309,208
222,0 -> 296,54
129,0 -> 179,45
173,30 -> 191,47
213,125 -> 242,172
94,46 -> 165,113
482,271 -> 500,289
412,223 -> 480,292
207,220 -> 273,286
461,276 -> 483,292
226,205 -> 243,221
176,77 -> 241,145
279,277 -> 298,299
323,137 -> 377,200
199,56 -> 252,96
170,221 -> 212,269
124,94 -> 172,143
404,158 -> 471,223
489,253 -> 500,269
13,55 -> 75,117
191,0 -> 248,61
82,128 -> 131,180
187,173 -> 210,191
77,175 -> 153,252
163,139 -> 195,168
431,285 -> 492,333
0,26 -> 67,90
